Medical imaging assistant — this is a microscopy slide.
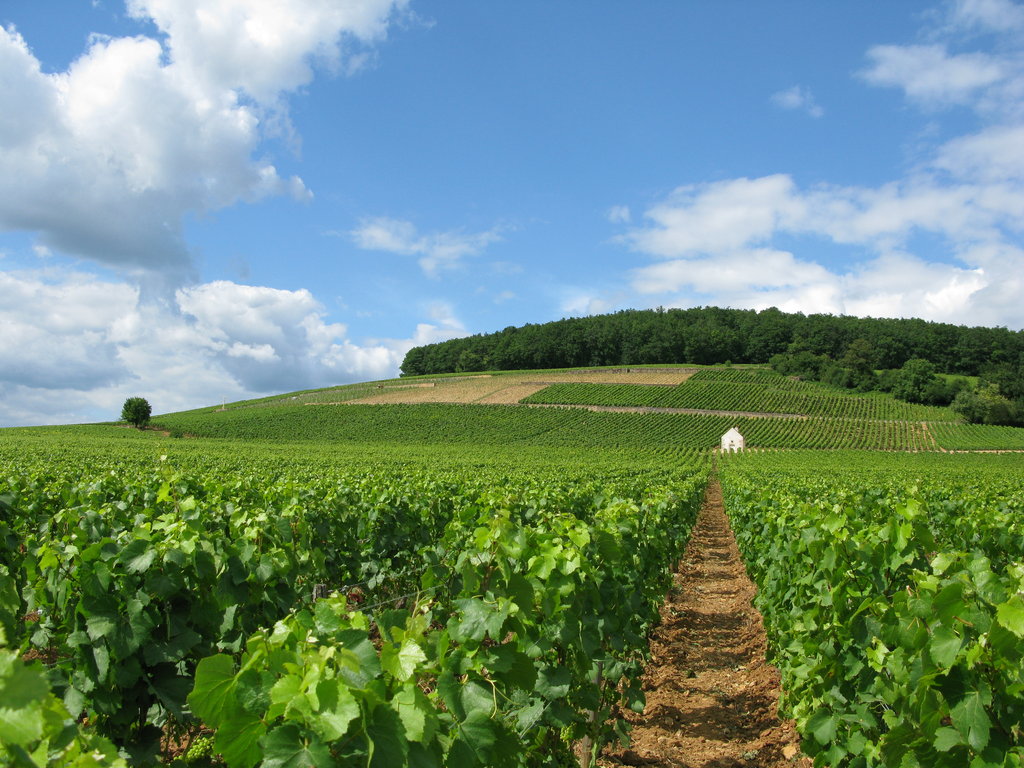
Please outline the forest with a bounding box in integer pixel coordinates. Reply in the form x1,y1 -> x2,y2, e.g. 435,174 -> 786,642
401,307 -> 1024,377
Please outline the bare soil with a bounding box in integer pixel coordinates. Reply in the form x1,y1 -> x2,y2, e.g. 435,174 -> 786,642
601,478 -> 810,768
919,421 -> 938,451
475,383 -> 550,404
339,369 -> 698,405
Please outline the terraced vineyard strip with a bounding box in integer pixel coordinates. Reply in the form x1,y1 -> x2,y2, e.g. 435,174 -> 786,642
523,378 -> 957,422
929,421 -> 1024,450
153,402 -> 970,452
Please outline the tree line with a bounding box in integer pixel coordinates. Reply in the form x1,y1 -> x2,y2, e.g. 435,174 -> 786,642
400,306 -> 1024,424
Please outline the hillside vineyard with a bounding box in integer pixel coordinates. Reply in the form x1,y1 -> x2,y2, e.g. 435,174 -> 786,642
1,363 -> 1023,767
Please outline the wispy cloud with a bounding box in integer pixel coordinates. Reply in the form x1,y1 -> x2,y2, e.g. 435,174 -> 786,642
606,205 -> 632,223
770,85 -> 824,118
349,216 -> 505,276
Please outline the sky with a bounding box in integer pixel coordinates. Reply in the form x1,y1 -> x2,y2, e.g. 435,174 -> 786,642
2,0 -> 1024,426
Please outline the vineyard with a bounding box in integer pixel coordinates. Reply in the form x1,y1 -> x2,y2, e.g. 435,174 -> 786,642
0,434 -> 709,766
522,368 -> 958,422
151,401 -> 987,453
3,363 -> 1024,767
719,451 -> 1024,767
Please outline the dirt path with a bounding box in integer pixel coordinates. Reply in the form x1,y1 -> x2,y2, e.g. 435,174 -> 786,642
601,478 -> 809,768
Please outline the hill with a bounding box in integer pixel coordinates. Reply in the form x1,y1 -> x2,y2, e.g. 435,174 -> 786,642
7,362 -> 1022,452
136,363 -> 1024,452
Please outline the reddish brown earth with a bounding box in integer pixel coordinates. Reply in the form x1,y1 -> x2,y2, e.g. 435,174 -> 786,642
601,478 -> 811,768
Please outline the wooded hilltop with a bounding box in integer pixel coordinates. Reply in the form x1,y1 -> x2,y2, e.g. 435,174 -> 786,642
400,307 -> 1024,424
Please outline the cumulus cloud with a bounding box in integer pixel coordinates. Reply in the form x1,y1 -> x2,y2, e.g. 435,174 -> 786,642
612,0 -> 1024,329
350,216 -> 504,276
770,85 -> 824,117
126,0 -> 407,104
0,0 -> 406,284
622,175 -> 805,258
631,251 -> 988,325
0,270 -> 135,390
0,269 -> 459,427
621,168 -> 1022,325
374,301 -> 467,356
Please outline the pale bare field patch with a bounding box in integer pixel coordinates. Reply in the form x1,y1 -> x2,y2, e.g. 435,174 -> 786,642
475,383 -> 549,404
335,368 -> 697,405
349,376 -> 509,404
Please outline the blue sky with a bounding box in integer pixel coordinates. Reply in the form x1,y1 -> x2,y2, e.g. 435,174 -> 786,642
2,0 -> 1023,425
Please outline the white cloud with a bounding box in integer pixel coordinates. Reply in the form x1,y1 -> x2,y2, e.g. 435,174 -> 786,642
349,217 -> 421,254
614,0 -> 1024,325
173,280 -> 409,392
0,269 -> 455,426
606,205 -> 631,223
622,175 -> 805,258
620,0 -> 1024,327
0,0 -> 406,283
388,302 -> 466,351
841,253 -> 986,319
934,124 -> 1024,181
770,85 -> 824,118
948,0 -> 1024,33
560,292 -> 617,317
350,216 -> 504,276
860,44 -> 1006,107
0,270 -> 135,391
126,0 -> 407,104
631,249 -> 833,295
612,1 -> 1024,330
637,252 -> 988,325
799,181 -> 991,246
619,164 -> 1022,326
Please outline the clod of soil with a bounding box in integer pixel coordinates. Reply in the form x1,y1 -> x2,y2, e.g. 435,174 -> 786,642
602,478 -> 811,768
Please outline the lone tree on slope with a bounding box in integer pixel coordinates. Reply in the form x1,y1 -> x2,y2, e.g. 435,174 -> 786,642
121,397 -> 152,429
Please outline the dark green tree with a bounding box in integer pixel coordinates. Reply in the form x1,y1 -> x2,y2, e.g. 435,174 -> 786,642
952,383 -> 1019,425
121,397 -> 152,429
891,358 -> 938,404
455,349 -> 485,372
839,338 -> 878,391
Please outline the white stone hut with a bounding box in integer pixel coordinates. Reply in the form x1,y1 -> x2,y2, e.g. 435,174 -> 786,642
720,427 -> 745,453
